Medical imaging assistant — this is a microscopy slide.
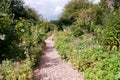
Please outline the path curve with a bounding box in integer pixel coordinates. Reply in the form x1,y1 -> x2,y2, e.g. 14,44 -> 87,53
33,34 -> 84,80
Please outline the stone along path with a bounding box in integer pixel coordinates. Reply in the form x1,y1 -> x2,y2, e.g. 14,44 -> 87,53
33,34 -> 84,80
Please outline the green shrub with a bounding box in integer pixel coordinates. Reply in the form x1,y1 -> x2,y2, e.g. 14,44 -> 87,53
71,25 -> 84,37
102,10 -> 120,51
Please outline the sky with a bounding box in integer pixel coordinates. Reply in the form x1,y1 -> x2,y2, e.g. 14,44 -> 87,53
24,0 -> 100,20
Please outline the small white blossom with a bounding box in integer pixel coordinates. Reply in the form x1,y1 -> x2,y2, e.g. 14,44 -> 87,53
0,34 -> 5,40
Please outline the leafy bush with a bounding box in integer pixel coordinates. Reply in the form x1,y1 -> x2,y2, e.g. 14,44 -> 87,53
0,18 -> 47,79
102,10 -> 120,51
70,8 -> 95,37
0,1 -> 50,79
71,24 -> 84,37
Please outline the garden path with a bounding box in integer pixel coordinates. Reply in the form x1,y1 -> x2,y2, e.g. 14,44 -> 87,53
33,34 -> 84,80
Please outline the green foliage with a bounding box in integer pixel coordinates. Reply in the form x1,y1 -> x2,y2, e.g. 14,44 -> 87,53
71,25 -> 83,37
0,13 -> 20,60
59,0 -> 92,26
55,31 -> 74,59
55,31 -> 120,80
0,0 -> 11,13
55,0 -> 99,35
102,9 -> 120,51
0,58 -> 33,80
25,7 -> 41,24
93,25 -> 103,44
0,0 -> 50,60
100,0 -> 120,10
0,18 -> 47,79
54,0 -> 120,80
10,0 -> 26,19
72,8 -> 95,34
82,49 -> 120,80
92,5 -> 104,25
0,0 -> 52,79
114,0 -> 120,9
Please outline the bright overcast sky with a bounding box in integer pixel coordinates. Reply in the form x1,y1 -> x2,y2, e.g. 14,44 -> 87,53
24,0 -> 70,20
24,0 -> 100,20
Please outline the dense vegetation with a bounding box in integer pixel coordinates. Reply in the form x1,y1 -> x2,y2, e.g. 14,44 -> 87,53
54,0 -> 120,80
0,0 -> 120,80
55,31 -> 120,80
0,0 -> 53,79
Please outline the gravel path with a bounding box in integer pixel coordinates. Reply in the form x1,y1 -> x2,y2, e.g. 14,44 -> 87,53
33,34 -> 84,80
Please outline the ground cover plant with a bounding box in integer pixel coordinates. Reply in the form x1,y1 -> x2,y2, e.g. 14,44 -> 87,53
55,31 -> 120,80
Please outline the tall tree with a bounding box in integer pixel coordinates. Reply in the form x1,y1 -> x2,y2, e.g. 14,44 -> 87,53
10,0 -> 26,19
59,0 -> 91,26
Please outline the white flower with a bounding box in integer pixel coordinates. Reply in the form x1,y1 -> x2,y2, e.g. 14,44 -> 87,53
0,34 -> 5,40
